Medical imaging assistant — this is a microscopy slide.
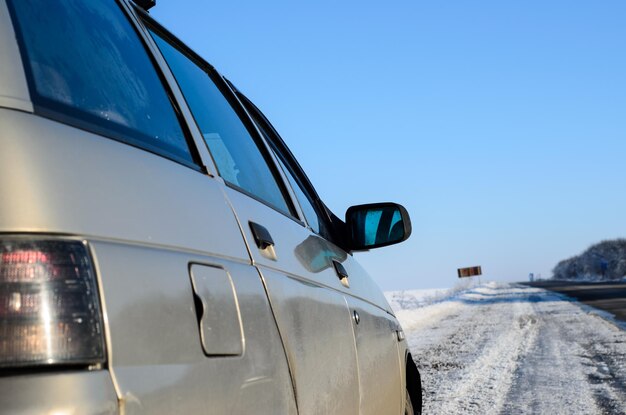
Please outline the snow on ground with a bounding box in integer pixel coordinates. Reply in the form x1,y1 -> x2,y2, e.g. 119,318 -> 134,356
385,288 -> 449,310
389,282 -> 626,414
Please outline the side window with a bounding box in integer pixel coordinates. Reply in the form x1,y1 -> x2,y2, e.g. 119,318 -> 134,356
249,114 -> 332,239
7,0 -> 195,166
148,29 -> 294,216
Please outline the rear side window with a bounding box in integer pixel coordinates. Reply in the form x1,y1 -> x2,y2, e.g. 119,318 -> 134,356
7,0 -> 196,166
148,29 -> 294,216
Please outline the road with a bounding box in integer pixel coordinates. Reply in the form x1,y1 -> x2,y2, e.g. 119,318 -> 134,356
390,283 -> 626,414
524,280 -> 626,322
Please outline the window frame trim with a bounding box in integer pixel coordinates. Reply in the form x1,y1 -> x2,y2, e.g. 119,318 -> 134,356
233,88 -> 341,242
255,118 -> 324,234
5,0 -> 205,172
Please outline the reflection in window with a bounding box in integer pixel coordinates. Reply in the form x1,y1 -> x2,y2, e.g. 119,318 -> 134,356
8,0 -> 193,163
150,30 -> 292,215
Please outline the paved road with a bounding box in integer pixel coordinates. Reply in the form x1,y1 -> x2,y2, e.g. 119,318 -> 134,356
523,280 -> 626,322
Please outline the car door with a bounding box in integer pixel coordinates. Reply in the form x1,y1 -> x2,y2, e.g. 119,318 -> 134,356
344,270 -> 404,415
144,21 -> 361,415
239,93 -> 405,415
224,188 -> 361,415
220,144 -> 361,415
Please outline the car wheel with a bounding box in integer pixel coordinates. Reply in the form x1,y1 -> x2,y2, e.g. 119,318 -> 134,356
405,388 -> 415,415
406,383 -> 422,415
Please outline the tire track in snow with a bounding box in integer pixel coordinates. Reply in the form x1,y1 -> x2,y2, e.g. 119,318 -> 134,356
398,283 -> 626,414
500,296 -> 599,414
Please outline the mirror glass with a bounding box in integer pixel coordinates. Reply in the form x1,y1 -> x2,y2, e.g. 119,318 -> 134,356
347,203 -> 411,250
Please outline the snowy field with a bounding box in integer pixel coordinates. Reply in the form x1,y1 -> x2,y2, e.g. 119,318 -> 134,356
387,282 -> 626,414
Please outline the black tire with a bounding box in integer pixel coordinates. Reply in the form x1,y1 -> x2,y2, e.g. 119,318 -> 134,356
406,355 -> 423,415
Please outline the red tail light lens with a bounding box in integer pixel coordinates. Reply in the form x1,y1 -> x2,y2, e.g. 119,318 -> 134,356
0,239 -> 105,368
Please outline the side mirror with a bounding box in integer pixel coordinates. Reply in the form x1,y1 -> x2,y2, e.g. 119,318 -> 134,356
346,203 -> 412,251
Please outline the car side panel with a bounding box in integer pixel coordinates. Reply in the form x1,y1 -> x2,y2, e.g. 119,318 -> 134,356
346,296 -> 403,415
0,371 -> 118,415
91,241 -> 296,415
339,256 -> 397,317
0,109 -> 244,260
259,268 -> 360,415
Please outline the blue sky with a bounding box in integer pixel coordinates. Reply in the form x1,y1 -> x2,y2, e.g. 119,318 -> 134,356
153,1 -> 626,290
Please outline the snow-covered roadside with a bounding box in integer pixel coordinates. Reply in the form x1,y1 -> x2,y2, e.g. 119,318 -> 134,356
384,279 -> 477,311
390,282 -> 626,414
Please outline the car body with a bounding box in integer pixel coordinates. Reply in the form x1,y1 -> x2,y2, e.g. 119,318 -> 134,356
0,0 -> 421,413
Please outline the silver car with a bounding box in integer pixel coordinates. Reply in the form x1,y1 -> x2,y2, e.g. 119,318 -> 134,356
0,0 -> 422,413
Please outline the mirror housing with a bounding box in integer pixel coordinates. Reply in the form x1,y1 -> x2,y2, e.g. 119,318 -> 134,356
133,0 -> 156,11
346,203 -> 412,251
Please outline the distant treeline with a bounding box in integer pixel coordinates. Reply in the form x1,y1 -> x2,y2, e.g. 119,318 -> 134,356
552,239 -> 626,281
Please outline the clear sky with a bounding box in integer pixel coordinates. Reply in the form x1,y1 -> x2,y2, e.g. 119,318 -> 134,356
152,1 -> 626,290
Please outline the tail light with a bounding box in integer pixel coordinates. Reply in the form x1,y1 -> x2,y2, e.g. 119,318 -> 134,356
0,238 -> 105,369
